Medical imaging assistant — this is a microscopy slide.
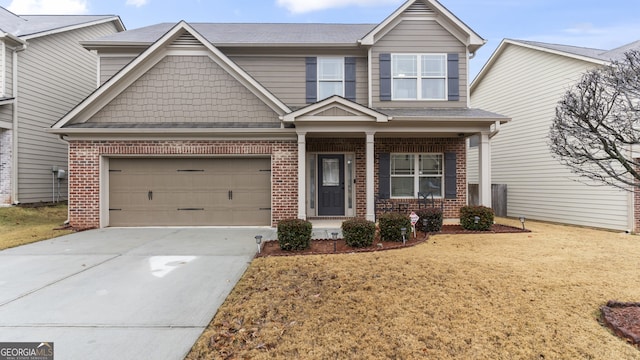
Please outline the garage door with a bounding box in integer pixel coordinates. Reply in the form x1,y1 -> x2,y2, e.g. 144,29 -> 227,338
108,158 -> 271,226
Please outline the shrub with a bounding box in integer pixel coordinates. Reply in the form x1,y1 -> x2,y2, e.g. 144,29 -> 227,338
459,205 -> 494,231
342,218 -> 376,248
378,212 -> 412,242
277,219 -> 312,250
415,208 -> 443,233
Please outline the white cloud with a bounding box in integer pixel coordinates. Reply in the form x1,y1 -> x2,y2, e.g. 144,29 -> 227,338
6,0 -> 88,14
276,0 -> 401,14
126,0 -> 149,8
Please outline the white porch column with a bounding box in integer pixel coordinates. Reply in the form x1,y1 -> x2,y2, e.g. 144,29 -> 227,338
297,132 -> 307,220
366,132 -> 375,221
478,132 -> 492,208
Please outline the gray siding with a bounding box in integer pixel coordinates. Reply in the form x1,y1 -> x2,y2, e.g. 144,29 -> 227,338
371,19 -> 467,108
17,21 -> 120,203
231,55 -> 368,107
100,55 -> 136,84
469,44 -> 630,231
88,55 -> 279,125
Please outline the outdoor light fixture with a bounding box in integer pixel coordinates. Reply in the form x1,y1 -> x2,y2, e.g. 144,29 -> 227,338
332,232 -> 338,253
401,227 -> 407,245
255,235 -> 263,254
474,216 -> 480,225
519,216 -> 526,230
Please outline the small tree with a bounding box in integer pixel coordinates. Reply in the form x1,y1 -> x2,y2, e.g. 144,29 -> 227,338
549,49 -> 640,190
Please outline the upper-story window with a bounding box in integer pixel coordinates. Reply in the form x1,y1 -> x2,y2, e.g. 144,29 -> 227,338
317,57 -> 344,99
392,54 -> 446,100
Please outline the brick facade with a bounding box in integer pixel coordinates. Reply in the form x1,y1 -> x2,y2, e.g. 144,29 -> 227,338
0,129 -> 11,204
375,137 -> 467,219
307,136 -> 466,220
67,136 -> 467,229
68,139 -> 297,229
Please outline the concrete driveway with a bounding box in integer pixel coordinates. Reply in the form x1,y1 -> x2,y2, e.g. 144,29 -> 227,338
0,227 -> 275,360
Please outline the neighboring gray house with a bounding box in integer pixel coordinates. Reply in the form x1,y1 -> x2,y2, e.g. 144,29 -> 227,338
49,0 -> 509,229
469,39 -> 640,232
0,8 -> 124,205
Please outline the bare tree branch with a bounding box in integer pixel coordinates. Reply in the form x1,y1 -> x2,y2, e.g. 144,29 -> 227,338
549,49 -> 640,190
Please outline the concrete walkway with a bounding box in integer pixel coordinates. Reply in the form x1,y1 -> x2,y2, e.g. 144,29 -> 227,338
0,227 -> 275,360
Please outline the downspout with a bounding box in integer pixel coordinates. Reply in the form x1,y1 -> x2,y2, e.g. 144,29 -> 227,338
58,134 -> 70,225
11,41 -> 26,205
367,45 -> 372,108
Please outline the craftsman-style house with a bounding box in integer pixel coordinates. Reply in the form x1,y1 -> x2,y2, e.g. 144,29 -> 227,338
50,0 -> 508,228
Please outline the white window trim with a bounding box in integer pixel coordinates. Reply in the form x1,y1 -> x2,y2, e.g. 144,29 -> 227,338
391,53 -> 447,101
317,57 -> 345,99
390,153 -> 444,198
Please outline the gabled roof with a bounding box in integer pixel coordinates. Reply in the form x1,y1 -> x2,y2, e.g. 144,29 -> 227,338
51,21 -> 291,131
282,96 -> 390,123
0,7 -> 124,39
83,23 -> 376,48
359,0 -> 485,52
471,38 -> 620,91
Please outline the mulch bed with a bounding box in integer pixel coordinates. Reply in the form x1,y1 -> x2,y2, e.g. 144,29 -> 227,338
601,301 -> 640,347
257,223 -> 528,257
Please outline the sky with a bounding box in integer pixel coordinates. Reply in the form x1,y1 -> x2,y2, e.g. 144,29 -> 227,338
1,0 -> 639,80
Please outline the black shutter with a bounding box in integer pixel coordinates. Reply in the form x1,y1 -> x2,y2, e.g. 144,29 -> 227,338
378,153 -> 391,199
444,152 -> 457,199
447,53 -> 460,101
379,53 -> 391,101
345,57 -> 356,101
305,57 -> 317,103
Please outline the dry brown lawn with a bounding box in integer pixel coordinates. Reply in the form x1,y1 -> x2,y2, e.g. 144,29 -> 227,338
187,218 -> 640,359
0,204 -> 72,250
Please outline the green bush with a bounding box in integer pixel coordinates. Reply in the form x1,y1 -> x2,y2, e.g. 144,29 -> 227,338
459,206 -> 494,231
415,208 -> 444,233
378,212 -> 412,242
277,219 -> 312,250
342,218 -> 376,248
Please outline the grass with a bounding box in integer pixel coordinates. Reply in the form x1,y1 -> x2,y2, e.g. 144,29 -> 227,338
187,218 -> 640,359
0,204 -> 73,250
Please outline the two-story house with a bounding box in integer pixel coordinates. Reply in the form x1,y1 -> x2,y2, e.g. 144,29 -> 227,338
50,0 -> 509,229
0,7 -> 124,205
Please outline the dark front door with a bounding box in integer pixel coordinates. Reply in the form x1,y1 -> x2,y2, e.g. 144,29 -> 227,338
317,154 -> 345,216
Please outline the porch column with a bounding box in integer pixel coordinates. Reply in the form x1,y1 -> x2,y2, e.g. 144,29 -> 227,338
478,132 -> 492,208
297,132 -> 307,220
366,132 -> 375,221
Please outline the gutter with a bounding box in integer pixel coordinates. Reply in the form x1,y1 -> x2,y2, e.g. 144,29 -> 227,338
488,120 -> 501,139
10,41 -> 27,205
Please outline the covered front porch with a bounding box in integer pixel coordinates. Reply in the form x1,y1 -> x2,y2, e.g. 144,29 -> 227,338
283,96 -> 510,222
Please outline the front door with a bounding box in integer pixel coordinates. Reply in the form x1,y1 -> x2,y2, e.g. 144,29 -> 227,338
317,154 -> 345,216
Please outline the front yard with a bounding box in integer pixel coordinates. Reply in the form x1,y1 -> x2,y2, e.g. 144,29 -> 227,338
0,204 -> 72,250
187,218 -> 640,359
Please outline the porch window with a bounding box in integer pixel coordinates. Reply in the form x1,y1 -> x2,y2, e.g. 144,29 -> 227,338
392,54 -> 446,100
318,57 -> 344,99
391,154 -> 443,197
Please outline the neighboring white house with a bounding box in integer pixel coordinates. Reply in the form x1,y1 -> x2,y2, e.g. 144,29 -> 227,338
0,7 -> 124,205
468,39 -> 640,232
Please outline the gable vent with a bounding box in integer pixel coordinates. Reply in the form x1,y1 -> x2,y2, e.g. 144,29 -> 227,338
171,33 -> 201,47
405,1 -> 434,15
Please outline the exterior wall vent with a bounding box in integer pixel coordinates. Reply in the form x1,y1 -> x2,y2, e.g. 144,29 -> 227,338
405,1 -> 434,15
171,33 -> 201,47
